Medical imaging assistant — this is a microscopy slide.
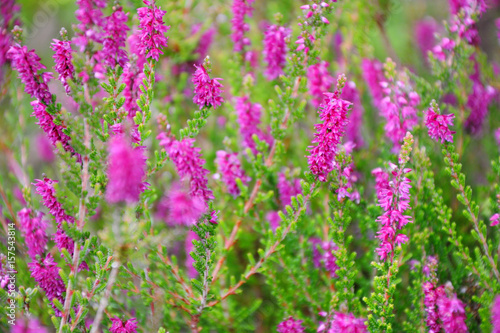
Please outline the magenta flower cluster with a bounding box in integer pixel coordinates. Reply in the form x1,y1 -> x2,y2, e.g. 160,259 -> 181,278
318,311 -> 367,333
215,150 -> 250,197
263,25 -> 291,80
192,64 -> 224,110
235,96 -> 268,154
137,0 -> 169,61
102,6 -> 130,68
425,103 -> 455,143
51,38 -> 75,94
307,78 -> 351,182
374,163 -> 412,261
7,44 -> 53,104
277,316 -> 305,333
157,185 -> 206,226
28,254 -> 66,316
231,0 -> 254,52
307,61 -> 334,108
105,135 -> 147,204
158,133 -> 213,204
109,317 -> 138,333
18,208 -> 48,260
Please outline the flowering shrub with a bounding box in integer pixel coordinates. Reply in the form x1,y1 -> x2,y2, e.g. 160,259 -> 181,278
1,0 -> 500,332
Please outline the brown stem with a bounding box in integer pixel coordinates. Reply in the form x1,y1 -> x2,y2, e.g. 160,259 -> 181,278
207,183 -> 316,308
59,120 -> 90,332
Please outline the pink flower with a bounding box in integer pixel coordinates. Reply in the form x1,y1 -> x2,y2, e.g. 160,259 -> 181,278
464,64 -> 496,135
122,62 -> 146,118
235,96 -> 267,154
109,317 -> 137,333
361,58 -> 385,108
215,150 -> 250,197
231,0 -> 254,52
7,44 -> 53,104
51,38 -> 74,94
492,295 -> 500,333
307,76 -> 351,182
10,317 -> 48,333
414,18 -> 440,60
28,254 -> 66,316
36,133 -> 55,162
102,6 -> 129,68
328,312 -> 368,333
375,165 -> 412,261
137,0 -> 169,61
490,213 -> 500,227
158,133 -> 213,204
17,208 -> 48,260
31,100 -> 75,155
74,0 -> 106,49
307,61 -> 334,108
262,25 -> 291,80
341,81 -> 364,147
266,211 -> 282,231
425,103 -> 455,143
192,64 -> 224,110
423,281 -> 442,333
311,239 -> 339,277
105,135 -> 147,204
277,316 -> 305,333
157,185 -> 206,226
437,292 -> 468,333
277,172 -> 302,208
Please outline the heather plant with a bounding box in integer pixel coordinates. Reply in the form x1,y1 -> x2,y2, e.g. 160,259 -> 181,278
0,0 -> 499,332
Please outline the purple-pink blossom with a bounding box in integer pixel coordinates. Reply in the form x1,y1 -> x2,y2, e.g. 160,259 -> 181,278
423,281 -> 442,333
492,295 -> 500,333
277,316 -> 305,333
157,133 -> 213,204
262,25 -> 291,80
311,239 -> 339,277
414,18 -> 440,60
231,0 -> 254,52
425,104 -> 455,143
277,172 -> 302,208
137,0 -> 169,61
157,185 -> 206,226
437,291 -> 468,333
105,135 -> 147,204
235,96 -> 267,154
328,312 -> 368,333
307,76 -> 351,182
361,58 -> 385,108
102,6 -> 129,68
341,81 -> 364,147
11,317 -> 48,333
109,317 -> 138,333
51,38 -> 74,94
74,0 -> 106,49
185,230 -> 199,278
192,64 -> 224,110
307,61 -> 334,108
122,62 -> 146,118
31,100 -> 75,154
375,163 -> 412,261
490,213 -> 500,227
17,208 -> 48,260
464,68 -> 496,135
7,44 -> 53,104
379,77 -> 419,151
28,254 -> 66,316
215,150 -> 250,197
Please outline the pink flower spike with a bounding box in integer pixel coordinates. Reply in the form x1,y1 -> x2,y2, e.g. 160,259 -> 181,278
425,102 -> 455,143
277,316 -> 305,333
192,64 -> 224,110
490,213 -> 500,227
137,0 -> 169,61
105,135 -> 147,204
215,150 -> 250,197
262,25 -> 291,80
109,317 -> 137,333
